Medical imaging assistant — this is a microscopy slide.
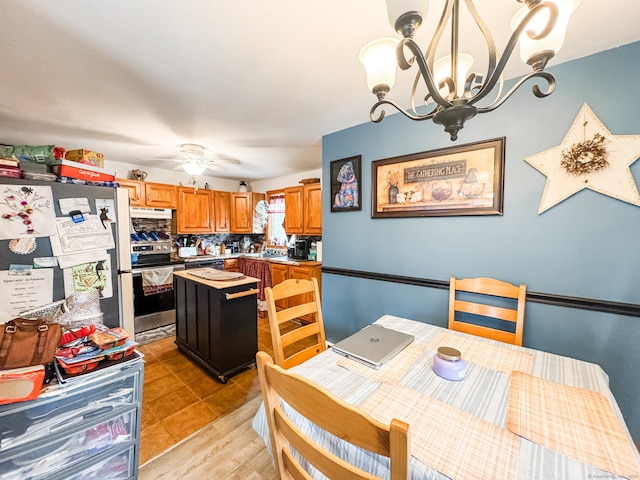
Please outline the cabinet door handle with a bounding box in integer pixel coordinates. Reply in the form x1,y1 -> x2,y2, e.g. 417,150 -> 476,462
226,288 -> 259,300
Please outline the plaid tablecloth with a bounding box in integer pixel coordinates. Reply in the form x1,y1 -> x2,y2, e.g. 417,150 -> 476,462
253,315 -> 640,480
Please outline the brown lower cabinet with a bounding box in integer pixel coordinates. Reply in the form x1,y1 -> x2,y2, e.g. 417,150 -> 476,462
223,258 -> 239,272
269,262 -> 322,317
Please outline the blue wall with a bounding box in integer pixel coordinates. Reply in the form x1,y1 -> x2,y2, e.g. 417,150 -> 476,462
321,42 -> 640,442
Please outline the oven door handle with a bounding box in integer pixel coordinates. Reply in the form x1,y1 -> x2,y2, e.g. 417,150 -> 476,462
131,265 -> 184,275
225,288 -> 259,300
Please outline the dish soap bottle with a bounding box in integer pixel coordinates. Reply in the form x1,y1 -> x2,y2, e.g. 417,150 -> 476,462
309,242 -> 317,261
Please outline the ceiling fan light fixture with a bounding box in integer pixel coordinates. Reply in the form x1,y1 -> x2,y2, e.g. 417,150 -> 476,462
179,143 -> 206,161
182,162 -> 206,176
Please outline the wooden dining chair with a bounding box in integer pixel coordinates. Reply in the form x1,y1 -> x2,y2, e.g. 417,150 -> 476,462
264,277 -> 326,369
256,351 -> 410,480
448,276 -> 527,346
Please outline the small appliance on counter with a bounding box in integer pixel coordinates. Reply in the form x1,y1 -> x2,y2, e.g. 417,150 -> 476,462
288,238 -> 311,260
178,246 -> 198,258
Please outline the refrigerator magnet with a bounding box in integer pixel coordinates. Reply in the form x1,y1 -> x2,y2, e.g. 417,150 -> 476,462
69,210 -> 85,223
8,237 -> 37,255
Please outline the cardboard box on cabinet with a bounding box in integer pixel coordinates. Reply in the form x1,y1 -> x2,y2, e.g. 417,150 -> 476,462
52,160 -> 115,182
64,149 -> 105,168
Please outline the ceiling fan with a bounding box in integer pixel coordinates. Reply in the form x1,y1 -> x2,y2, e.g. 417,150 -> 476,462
173,143 -> 241,175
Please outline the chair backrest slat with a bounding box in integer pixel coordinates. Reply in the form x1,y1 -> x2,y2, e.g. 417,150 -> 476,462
448,276 -> 527,346
265,278 -> 326,369
257,351 -> 410,480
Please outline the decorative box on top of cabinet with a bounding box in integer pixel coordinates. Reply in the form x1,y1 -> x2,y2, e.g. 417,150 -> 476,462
0,356 -> 143,480
117,179 -> 177,208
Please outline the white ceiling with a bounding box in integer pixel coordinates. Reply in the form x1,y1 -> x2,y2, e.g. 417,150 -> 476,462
0,1 -> 638,181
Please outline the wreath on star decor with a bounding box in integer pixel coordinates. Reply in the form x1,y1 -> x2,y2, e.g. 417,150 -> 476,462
560,132 -> 609,176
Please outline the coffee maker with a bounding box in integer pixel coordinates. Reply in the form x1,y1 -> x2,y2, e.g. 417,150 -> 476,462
288,238 -> 311,260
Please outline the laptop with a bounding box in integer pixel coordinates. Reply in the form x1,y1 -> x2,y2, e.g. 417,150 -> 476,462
331,324 -> 414,370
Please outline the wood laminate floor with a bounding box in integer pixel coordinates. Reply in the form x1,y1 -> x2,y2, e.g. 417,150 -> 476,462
137,314 -> 277,468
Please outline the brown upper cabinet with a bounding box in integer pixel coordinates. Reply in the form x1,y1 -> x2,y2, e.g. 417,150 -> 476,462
117,179 -> 177,209
284,183 -> 322,235
171,188 -> 267,234
213,190 -> 231,232
175,186 -> 213,233
284,186 -> 303,234
230,192 -> 266,234
303,183 -> 322,235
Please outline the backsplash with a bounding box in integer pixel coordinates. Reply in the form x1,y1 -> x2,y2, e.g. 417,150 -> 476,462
130,217 -> 266,254
130,217 -> 321,256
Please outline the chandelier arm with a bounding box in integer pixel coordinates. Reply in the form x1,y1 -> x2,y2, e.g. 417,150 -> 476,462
426,0 -> 456,67
469,1 -> 557,106
463,0 -> 498,84
410,66 -> 448,116
403,38 -> 453,109
476,70 -> 556,113
370,98 -> 436,123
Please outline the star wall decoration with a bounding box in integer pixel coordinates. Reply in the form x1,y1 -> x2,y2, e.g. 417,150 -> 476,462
524,103 -> 640,214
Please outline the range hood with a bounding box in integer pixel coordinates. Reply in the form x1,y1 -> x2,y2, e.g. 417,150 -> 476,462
130,206 -> 173,219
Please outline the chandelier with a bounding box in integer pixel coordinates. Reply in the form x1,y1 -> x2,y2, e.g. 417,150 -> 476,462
360,0 -> 582,141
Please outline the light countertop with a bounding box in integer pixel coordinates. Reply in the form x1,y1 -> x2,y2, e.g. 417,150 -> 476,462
173,269 -> 260,289
178,253 -> 321,267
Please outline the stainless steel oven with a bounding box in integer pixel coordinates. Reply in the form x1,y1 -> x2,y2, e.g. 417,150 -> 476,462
130,241 -> 185,333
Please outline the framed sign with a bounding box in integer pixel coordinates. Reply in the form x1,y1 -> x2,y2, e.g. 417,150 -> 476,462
330,155 -> 362,212
372,138 -> 505,218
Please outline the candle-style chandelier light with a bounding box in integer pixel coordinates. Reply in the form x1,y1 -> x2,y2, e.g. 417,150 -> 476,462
360,0 -> 582,141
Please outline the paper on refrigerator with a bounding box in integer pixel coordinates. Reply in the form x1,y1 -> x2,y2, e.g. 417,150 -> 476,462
49,214 -> 115,257
0,269 -> 54,322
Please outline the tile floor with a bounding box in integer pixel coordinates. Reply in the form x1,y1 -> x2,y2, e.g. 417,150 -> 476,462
137,314 -> 275,465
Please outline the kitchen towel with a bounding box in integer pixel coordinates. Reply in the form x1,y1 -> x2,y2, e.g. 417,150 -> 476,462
141,267 -> 174,296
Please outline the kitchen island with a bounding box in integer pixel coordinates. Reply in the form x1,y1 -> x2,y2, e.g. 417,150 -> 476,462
173,269 -> 260,383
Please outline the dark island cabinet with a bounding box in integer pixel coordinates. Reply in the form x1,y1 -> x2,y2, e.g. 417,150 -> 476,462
174,272 -> 259,383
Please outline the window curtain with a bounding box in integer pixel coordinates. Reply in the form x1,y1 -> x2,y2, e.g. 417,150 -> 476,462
267,194 -> 285,213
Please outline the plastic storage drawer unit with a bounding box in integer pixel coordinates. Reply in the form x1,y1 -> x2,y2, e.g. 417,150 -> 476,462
0,355 -> 143,480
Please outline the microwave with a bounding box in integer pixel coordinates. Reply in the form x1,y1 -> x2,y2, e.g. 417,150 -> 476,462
288,239 -> 311,260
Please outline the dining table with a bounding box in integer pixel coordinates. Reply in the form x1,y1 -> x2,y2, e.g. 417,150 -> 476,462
252,314 -> 640,480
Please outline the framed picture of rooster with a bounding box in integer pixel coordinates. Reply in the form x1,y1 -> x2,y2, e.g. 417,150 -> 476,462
371,138 -> 505,218
330,155 -> 362,212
